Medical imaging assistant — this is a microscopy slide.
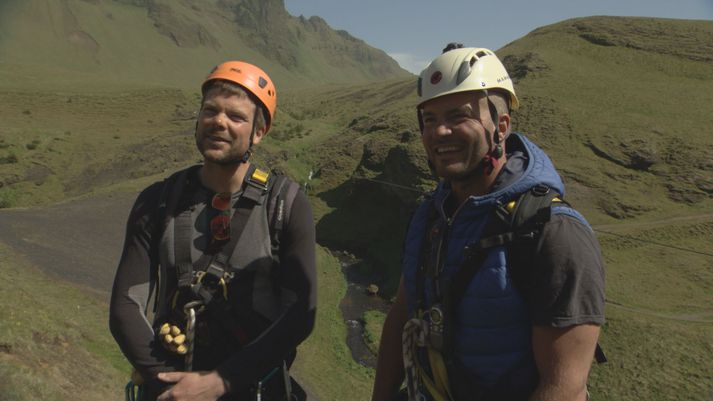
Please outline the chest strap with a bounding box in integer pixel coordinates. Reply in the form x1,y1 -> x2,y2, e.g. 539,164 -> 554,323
174,165 -> 270,305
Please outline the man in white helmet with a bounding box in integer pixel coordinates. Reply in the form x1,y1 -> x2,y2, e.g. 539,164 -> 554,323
371,44 -> 605,401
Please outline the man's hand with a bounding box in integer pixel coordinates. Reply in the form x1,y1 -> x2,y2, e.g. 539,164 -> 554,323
157,370 -> 228,401
371,277 -> 408,401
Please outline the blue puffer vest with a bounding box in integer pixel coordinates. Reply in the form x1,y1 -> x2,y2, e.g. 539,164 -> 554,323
403,133 -> 565,395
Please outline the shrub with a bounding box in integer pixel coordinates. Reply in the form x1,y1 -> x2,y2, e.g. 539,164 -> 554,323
0,188 -> 18,208
0,153 -> 18,164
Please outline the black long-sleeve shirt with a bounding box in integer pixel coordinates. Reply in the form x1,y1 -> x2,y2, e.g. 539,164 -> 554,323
109,170 -> 317,397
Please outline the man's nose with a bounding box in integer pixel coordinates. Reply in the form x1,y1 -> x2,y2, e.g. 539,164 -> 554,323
433,121 -> 452,137
212,113 -> 227,128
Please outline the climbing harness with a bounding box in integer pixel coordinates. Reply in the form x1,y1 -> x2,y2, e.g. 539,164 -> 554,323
122,164 -> 302,400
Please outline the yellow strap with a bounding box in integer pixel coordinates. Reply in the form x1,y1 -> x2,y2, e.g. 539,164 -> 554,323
406,311 -> 454,401
415,361 -> 451,401
427,347 -> 454,401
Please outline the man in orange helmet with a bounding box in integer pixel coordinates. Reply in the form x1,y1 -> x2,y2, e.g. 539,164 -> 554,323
110,61 -> 316,401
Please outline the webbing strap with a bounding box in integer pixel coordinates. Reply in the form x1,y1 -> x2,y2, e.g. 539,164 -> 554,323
173,165 -> 269,288
415,205 -> 439,312
427,348 -> 453,401
267,175 -> 300,251
446,223 -> 500,316
155,165 -> 201,315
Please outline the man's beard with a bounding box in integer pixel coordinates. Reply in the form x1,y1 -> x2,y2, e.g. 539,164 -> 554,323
196,136 -> 248,166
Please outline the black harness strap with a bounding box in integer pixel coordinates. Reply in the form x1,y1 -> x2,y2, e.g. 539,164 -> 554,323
266,175 -> 300,266
153,165 -> 201,315
173,164 -> 269,295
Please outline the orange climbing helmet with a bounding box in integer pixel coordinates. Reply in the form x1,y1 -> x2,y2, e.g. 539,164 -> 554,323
202,61 -> 277,133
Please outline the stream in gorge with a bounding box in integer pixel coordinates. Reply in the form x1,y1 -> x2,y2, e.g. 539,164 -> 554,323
334,251 -> 392,368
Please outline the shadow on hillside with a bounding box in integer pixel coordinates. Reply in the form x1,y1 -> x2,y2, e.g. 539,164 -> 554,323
316,177 -> 419,295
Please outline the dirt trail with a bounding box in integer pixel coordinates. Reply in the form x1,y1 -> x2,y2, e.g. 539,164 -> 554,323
0,191 -> 136,301
593,212 -> 713,231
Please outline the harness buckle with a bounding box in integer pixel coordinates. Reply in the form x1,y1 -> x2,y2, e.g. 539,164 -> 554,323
246,168 -> 270,192
427,305 -> 445,351
191,264 -> 230,302
531,184 -> 550,196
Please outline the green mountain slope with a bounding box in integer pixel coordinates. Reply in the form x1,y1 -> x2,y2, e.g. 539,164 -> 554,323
0,0 -> 410,91
499,16 -> 713,220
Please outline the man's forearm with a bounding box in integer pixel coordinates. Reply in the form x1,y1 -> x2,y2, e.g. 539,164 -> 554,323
371,279 -> 408,401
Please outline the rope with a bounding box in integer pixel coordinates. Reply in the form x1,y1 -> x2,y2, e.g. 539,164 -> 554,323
593,229 -> 713,258
402,318 -> 451,401
402,318 -> 424,401
358,177 -> 427,194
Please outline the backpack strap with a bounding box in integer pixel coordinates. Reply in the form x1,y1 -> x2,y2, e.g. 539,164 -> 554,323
266,175 -> 301,255
152,165 -> 201,315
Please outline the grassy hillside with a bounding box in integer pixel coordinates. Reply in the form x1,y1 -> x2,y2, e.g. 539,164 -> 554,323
0,240 -> 373,401
0,0 -> 409,92
0,14 -> 712,401
0,243 -> 126,401
499,17 -> 713,221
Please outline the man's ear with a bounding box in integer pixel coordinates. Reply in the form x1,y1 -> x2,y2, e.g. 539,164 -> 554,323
498,113 -> 511,140
251,125 -> 267,145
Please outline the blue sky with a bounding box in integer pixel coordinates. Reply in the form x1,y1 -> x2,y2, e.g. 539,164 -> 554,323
284,0 -> 713,74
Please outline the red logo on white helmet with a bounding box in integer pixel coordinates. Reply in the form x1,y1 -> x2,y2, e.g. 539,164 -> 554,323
430,71 -> 442,85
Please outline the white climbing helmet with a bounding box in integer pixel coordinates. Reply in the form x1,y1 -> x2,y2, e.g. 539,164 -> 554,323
417,45 -> 519,110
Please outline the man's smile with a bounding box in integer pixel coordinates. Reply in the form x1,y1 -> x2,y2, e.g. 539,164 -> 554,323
435,144 -> 462,154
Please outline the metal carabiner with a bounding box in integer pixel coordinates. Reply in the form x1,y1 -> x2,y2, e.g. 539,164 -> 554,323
183,303 -> 201,372
427,304 -> 445,351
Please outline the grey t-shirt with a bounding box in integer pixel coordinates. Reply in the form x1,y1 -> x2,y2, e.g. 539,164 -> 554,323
493,148 -> 605,327
528,213 -> 606,327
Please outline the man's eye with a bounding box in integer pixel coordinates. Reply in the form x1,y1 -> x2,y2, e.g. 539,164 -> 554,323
201,107 -> 217,116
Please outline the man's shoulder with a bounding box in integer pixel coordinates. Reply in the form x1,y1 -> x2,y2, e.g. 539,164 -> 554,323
132,165 -> 200,214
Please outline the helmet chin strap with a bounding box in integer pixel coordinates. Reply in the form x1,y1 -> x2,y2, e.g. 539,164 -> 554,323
239,108 -> 260,164
480,90 -> 503,176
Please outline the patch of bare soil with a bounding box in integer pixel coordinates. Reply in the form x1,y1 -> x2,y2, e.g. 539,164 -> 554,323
0,191 -> 136,301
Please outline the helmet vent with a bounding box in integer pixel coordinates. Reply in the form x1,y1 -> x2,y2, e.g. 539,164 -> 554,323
476,50 -> 488,58
258,77 -> 268,89
457,59 -> 473,85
